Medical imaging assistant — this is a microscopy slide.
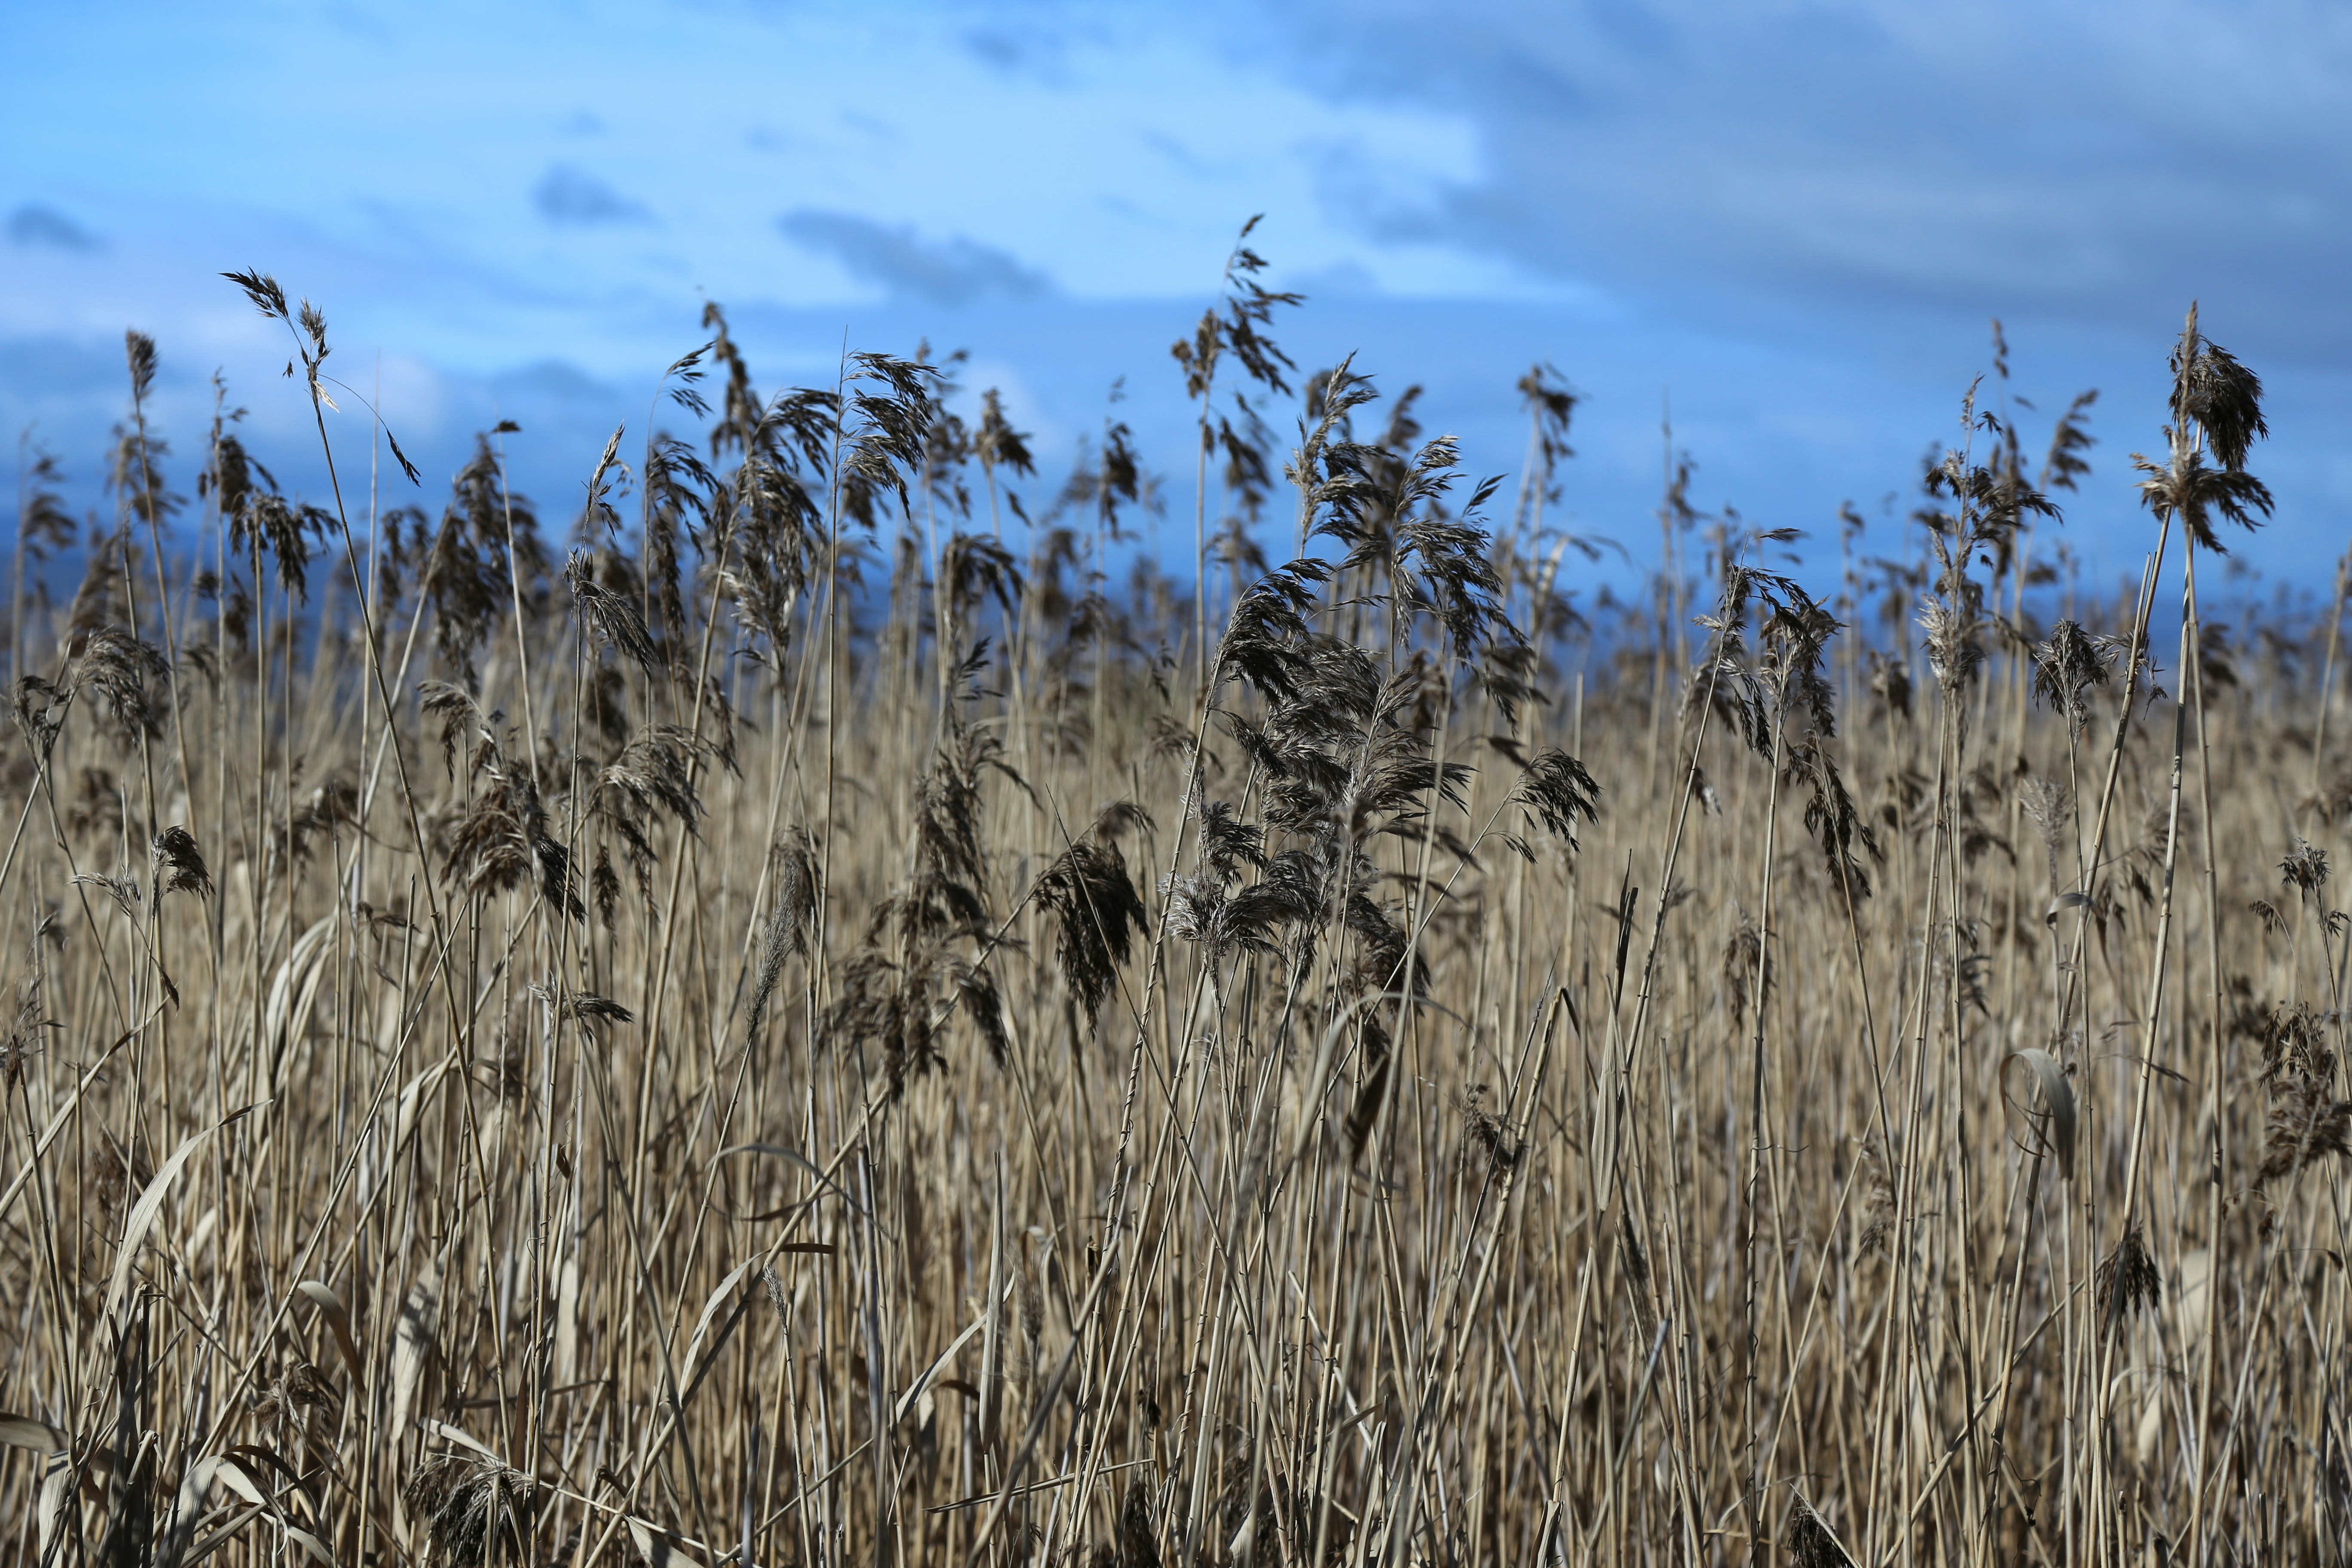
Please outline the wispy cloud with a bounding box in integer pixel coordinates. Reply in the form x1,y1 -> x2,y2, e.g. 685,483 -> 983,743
779,209 -> 1053,306
7,204 -> 102,252
533,163 -> 652,226
1269,0 -> 2352,358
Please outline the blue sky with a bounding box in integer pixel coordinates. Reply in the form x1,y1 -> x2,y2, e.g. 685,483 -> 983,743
6,0 -> 2349,601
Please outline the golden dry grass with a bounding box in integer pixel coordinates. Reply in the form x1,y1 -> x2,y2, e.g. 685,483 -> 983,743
1,280 -> 2347,1567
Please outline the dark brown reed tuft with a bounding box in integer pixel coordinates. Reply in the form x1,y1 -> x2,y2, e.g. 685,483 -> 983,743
0,953 -> 46,1092
2039,388 -> 2099,492
1338,889 -> 1418,1158
1617,1209 -> 1651,1293
123,330 -> 157,409
251,1357 -> 339,1441
1856,1139 -> 1896,1256
565,549 -> 663,677
594,725 -> 714,855
2280,837 -> 2329,899
64,625 -> 170,746
72,870 -> 144,919
1034,835 -> 1148,1029
2257,1004 -> 2352,1185
65,766 -> 123,844
418,679 -> 482,776
1730,576 -> 1879,898
1116,1476 -> 1161,1568
1459,1083 -> 1522,1173
1163,799 -> 1299,965
1722,911 -> 1770,1029
2030,619 -> 2118,735
2019,775 -> 2068,882
839,352 -> 941,530
975,386 -> 1036,490
401,1454 -> 536,1568
1172,214 -> 1301,406
1507,747 -> 1600,854
2168,304 -> 2268,473
148,827 -> 211,900
1787,1496 -> 1856,1568
1211,1429 -> 1286,1565
562,991 -> 634,1026
938,533 -> 1022,666
1918,581 -> 1985,703
2096,1221 -> 2162,1334
1866,650 -> 1912,722
422,435 -> 547,688
745,827 -> 819,1048
438,738 -> 584,920
231,492 -> 327,602
2132,309 -> 2275,554
11,674 -> 71,762
14,443 -> 79,573
221,266 -> 290,322
640,429 -> 715,643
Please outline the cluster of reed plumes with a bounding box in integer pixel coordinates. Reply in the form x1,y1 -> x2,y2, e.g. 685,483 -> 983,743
2,239 -> 2348,1568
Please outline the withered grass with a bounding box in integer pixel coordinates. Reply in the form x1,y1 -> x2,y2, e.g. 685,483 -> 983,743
0,271 -> 2346,1566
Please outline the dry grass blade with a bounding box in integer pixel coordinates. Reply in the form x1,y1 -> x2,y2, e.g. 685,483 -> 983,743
294,1281 -> 365,1389
106,1106 -> 255,1320
2004,1047 -> 2077,1179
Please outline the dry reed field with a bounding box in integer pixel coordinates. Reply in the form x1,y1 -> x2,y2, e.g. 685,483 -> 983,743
2,245 -> 2348,1566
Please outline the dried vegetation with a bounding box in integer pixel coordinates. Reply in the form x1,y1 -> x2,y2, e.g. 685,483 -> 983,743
0,259 -> 2347,1565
